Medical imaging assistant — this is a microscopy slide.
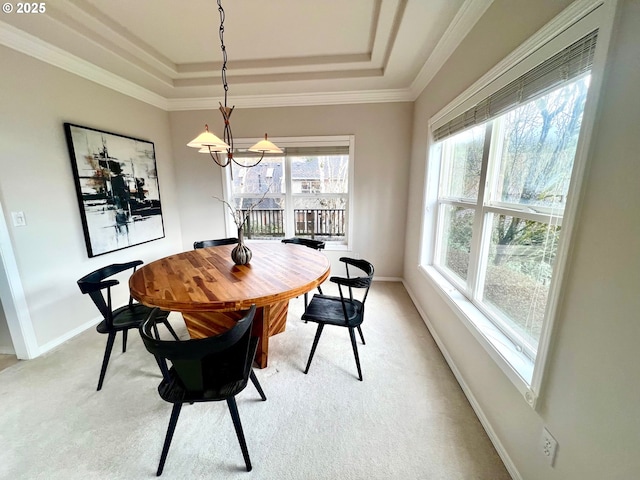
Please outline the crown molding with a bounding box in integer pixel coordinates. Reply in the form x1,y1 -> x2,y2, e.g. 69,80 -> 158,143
409,0 -> 495,99
429,0 -> 604,128
0,18 -> 420,110
2,0 -> 491,112
0,21 -> 169,110
167,89 -> 414,111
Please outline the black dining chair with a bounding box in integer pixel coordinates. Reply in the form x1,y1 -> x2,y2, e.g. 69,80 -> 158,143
139,304 -> 266,475
281,237 -> 326,315
301,257 -> 374,381
281,237 -> 326,251
77,260 -> 179,391
193,237 -> 238,249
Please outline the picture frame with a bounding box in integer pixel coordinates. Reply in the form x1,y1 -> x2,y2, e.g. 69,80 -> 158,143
64,123 -> 165,257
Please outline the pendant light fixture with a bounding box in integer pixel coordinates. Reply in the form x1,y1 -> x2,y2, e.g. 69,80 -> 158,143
187,0 -> 282,168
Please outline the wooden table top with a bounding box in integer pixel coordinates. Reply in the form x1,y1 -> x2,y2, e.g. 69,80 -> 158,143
129,243 -> 330,313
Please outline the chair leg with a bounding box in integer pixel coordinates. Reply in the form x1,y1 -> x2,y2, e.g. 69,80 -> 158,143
157,403 -> 182,476
348,328 -> 363,381
303,293 -> 308,322
227,397 -> 252,472
161,319 -> 180,340
304,324 -> 325,374
97,332 -> 116,391
250,370 -> 267,401
122,329 -> 128,353
156,357 -> 170,381
357,325 -> 366,345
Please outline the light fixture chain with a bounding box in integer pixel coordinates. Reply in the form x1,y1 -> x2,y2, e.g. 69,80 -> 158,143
217,0 -> 228,107
188,1 -> 280,174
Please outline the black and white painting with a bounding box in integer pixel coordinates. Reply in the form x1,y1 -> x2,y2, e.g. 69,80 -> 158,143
64,123 -> 165,257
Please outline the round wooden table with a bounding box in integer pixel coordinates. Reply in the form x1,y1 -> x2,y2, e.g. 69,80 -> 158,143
129,242 -> 330,368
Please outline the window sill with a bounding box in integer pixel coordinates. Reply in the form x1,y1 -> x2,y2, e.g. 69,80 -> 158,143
245,238 -> 349,250
419,264 -> 537,408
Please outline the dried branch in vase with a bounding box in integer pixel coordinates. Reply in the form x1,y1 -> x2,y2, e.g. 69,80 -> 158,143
213,185 -> 272,230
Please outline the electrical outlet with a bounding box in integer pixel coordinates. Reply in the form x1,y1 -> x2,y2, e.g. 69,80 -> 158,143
541,427 -> 558,466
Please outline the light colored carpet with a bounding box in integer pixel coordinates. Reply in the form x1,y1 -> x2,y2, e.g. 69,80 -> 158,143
0,353 -> 19,372
0,282 -> 510,479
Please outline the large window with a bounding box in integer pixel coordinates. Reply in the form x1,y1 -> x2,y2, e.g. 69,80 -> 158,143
435,75 -> 589,359
422,9 -> 609,404
224,136 -> 353,246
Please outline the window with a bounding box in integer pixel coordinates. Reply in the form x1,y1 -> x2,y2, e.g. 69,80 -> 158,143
421,4 -> 612,405
224,136 -> 353,247
435,75 -> 589,359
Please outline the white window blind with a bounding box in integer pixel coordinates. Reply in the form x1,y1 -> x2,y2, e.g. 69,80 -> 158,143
233,146 -> 349,159
433,30 -> 598,142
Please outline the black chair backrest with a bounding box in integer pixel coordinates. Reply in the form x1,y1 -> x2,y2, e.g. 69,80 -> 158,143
140,305 -> 257,392
332,257 -> 375,306
77,260 -> 143,327
194,238 -> 239,249
281,237 -> 325,250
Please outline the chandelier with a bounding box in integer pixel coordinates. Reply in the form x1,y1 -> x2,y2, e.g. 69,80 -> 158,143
187,0 -> 282,168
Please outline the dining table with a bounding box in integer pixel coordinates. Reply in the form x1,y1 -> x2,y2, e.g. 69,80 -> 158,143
129,242 -> 331,368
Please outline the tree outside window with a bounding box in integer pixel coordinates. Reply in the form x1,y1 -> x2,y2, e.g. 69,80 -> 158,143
435,75 -> 590,356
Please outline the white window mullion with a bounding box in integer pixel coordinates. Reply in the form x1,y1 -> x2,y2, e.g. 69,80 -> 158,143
474,211 -> 493,304
283,156 -> 293,236
439,140 -> 454,194
221,166 -> 236,235
437,199 -> 477,209
474,118 -> 505,304
467,123 -> 493,299
485,117 -> 506,204
484,205 -> 563,226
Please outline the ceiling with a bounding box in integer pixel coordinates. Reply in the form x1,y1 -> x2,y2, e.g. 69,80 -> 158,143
0,0 -> 493,110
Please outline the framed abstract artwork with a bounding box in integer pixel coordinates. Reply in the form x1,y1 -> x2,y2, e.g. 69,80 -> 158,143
64,123 -> 165,257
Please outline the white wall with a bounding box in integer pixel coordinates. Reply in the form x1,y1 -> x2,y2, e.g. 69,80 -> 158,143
169,103 -> 413,278
0,46 -> 183,353
403,0 -> 640,478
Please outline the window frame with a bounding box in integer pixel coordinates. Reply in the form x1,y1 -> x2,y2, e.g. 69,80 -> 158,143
222,135 -> 355,250
419,0 -> 617,408
434,112 -> 572,361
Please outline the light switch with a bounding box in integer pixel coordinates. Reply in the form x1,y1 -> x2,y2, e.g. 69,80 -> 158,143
11,211 -> 26,227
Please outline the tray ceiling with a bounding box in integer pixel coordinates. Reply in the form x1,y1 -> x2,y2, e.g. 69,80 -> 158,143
0,0 -> 493,109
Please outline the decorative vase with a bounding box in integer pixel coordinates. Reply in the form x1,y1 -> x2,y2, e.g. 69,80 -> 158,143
231,227 -> 252,265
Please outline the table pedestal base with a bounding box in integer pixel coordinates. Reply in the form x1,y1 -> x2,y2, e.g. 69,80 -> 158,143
181,300 -> 289,368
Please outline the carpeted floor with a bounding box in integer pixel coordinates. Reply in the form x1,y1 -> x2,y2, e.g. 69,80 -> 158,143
0,353 -> 19,372
0,282 -> 511,479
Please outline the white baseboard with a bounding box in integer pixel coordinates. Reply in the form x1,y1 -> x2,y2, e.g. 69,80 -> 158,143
37,315 -> 102,356
402,279 -> 522,480
373,276 -> 403,282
